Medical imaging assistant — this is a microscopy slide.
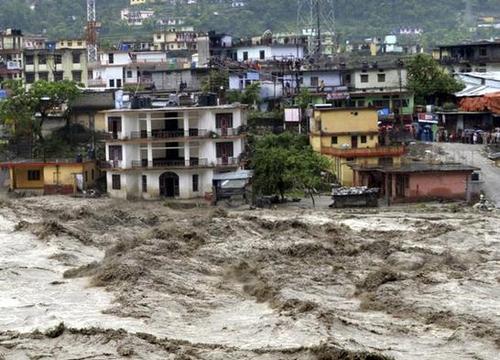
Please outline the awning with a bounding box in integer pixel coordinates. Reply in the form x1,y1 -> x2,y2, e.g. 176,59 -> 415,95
213,170 -> 253,181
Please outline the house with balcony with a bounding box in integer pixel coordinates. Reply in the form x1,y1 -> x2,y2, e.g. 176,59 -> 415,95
101,104 -> 247,200
310,107 -> 405,186
0,29 -> 24,83
436,40 -> 500,73
345,63 -> 414,120
23,40 -> 88,87
88,51 -> 166,90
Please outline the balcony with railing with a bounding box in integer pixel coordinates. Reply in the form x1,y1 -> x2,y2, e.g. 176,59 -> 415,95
214,128 -> 242,137
131,158 -> 209,169
129,129 -> 208,140
88,78 -> 107,87
215,157 -> 240,167
321,145 -> 406,158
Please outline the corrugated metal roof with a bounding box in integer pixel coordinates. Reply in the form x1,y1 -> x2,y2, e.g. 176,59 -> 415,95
455,85 -> 500,97
213,170 -> 253,181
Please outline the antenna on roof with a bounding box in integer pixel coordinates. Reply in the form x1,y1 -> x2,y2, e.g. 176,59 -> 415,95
86,0 -> 98,63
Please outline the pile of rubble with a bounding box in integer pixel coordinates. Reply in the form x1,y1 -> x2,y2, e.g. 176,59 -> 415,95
332,186 -> 379,196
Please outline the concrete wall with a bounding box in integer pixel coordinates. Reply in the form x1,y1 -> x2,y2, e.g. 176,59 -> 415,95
92,66 -> 124,89
313,108 -> 379,135
9,162 -> 96,191
405,172 -> 468,200
11,167 -> 44,189
107,169 -> 214,200
236,46 -> 303,62
302,71 -> 342,89
152,69 -> 203,91
352,68 -> 407,90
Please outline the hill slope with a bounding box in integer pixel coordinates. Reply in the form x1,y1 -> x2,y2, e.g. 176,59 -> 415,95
0,0 -> 498,46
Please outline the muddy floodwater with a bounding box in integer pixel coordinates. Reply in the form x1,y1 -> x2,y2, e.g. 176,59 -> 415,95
0,196 -> 499,359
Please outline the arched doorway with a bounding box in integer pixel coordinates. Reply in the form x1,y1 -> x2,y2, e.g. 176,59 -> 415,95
159,172 -> 179,198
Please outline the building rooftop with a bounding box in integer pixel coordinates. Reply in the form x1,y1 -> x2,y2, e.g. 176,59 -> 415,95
351,162 -> 479,174
438,40 -> 500,48
1,159 -> 95,168
101,104 -> 246,114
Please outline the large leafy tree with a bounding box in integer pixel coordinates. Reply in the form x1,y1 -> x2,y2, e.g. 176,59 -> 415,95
0,80 -> 81,154
407,54 -> 464,105
251,133 -> 331,205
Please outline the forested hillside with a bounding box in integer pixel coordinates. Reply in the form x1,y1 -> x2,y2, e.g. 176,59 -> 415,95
0,0 -> 498,47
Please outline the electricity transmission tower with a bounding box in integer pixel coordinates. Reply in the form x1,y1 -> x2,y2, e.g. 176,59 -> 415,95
297,0 -> 336,56
86,0 -> 98,63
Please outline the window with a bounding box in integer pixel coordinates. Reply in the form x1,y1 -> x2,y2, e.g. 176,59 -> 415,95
85,171 -> 88,183
72,52 -> 81,64
72,71 -> 82,83
142,175 -> 147,193
91,169 -> 95,180
25,55 -> 34,65
377,73 -> 386,82
243,51 -> 248,61
360,74 -> 369,83
108,53 -> 114,64
126,70 -> 133,78
112,174 -> 121,190
116,79 -> 122,88
331,136 -> 338,145
259,50 -> 265,60
360,135 -> 367,144
310,76 -> 319,87
373,99 -> 390,108
28,170 -> 41,181
68,41 -> 73,47
216,142 -> 234,158
216,113 -> 234,129
393,99 -> 409,108
108,145 -> 123,161
344,74 -> 351,84
39,55 -> 47,65
38,72 -> 48,81
109,79 -> 115,88
479,47 -> 487,57
192,174 -> 199,192
357,100 -> 365,107
25,73 -> 35,84
54,72 -> 64,81
77,41 -> 83,46
54,55 -> 62,64
378,157 -> 394,166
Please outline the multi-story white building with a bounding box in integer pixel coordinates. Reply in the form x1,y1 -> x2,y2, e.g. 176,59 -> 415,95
101,104 -> 247,200
89,51 -> 167,89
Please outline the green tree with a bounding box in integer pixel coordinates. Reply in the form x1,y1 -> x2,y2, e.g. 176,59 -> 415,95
0,80 -> 81,157
0,80 -> 35,139
29,80 -> 81,141
295,88 -> 313,110
240,82 -> 261,107
252,133 -> 331,205
407,54 -> 464,105
201,69 -> 229,94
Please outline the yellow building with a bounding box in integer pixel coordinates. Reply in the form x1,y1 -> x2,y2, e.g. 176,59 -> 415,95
310,107 -> 405,186
1,160 -> 97,194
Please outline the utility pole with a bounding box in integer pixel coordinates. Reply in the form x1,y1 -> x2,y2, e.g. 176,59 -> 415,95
86,0 -> 98,63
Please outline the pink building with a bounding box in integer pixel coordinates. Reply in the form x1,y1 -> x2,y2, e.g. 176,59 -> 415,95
352,163 -> 480,204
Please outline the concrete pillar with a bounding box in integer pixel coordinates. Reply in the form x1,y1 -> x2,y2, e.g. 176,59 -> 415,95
146,113 -> 152,135
147,143 -> 153,168
183,111 -> 190,136
184,142 -> 191,165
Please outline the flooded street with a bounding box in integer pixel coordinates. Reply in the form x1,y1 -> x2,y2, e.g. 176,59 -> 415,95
0,197 -> 498,359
